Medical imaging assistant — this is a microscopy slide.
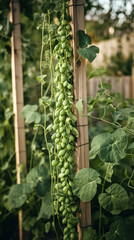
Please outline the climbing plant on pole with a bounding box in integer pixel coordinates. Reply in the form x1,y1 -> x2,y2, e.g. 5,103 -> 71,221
8,1 -> 99,239
10,0 -> 27,239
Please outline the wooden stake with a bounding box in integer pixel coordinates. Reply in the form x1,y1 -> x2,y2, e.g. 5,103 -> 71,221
10,0 -> 27,239
69,0 -> 91,234
131,52 -> 134,99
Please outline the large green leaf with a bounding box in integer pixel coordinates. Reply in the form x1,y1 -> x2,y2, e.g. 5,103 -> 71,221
98,183 -> 129,215
37,192 -> 52,220
89,129 -> 127,163
82,226 -> 97,240
89,133 -> 108,159
8,183 -> 32,209
26,165 -> 50,193
78,45 -> 99,63
21,104 -> 41,124
77,30 -> 91,48
105,220 -> 134,240
72,168 -> 101,202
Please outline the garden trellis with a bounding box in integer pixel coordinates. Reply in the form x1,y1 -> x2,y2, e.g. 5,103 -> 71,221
69,0 -> 91,230
9,0 -> 91,239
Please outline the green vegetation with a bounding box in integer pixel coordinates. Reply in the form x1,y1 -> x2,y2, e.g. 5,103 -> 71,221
0,0 -> 134,240
76,78 -> 134,239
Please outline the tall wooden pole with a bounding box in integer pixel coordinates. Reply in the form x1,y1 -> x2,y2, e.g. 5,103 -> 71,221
131,32 -> 134,100
69,0 -> 91,237
10,0 -> 27,239
132,61 -> 134,100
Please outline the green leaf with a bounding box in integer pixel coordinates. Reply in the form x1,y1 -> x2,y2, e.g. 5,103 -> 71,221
89,133 -> 108,159
46,124 -> 53,132
36,75 -> 47,84
0,125 -> 4,139
120,108 -> 134,117
5,108 -> 13,120
8,183 -> 32,209
37,192 -> 52,220
21,104 -> 41,124
82,226 -> 97,240
68,215 -> 79,225
77,30 -> 91,48
105,220 -> 134,240
34,13 -> 41,23
128,142 -> 134,149
76,98 -> 83,116
88,68 -> 107,79
98,183 -> 129,215
39,96 -> 51,107
89,129 -> 127,163
98,82 -> 112,90
36,179 -> 51,197
22,217 -> 36,231
113,111 -> 122,122
72,168 -> 101,202
45,222 -> 51,233
78,45 -> 99,63
97,163 -> 114,182
26,165 -> 50,192
1,162 -> 9,171
0,24 -> 3,31
127,116 -> 134,128
42,3 -> 56,13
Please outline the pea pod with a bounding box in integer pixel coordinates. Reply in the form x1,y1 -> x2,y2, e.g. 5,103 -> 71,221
51,2 -> 78,238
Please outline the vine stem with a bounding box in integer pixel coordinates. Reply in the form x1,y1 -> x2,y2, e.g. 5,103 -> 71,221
44,105 -> 59,240
99,76 -> 103,89
88,114 -> 134,136
128,170 -> 134,189
39,10 -> 58,239
40,14 -> 45,99
29,128 -> 38,171
48,10 -> 54,101
47,10 -> 60,240
99,178 -> 106,235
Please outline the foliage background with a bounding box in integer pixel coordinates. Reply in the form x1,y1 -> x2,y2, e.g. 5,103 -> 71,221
0,0 -> 134,239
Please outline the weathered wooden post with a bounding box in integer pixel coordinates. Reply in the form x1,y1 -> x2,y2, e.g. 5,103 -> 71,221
10,0 -> 27,239
131,32 -> 134,100
69,0 -> 91,238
